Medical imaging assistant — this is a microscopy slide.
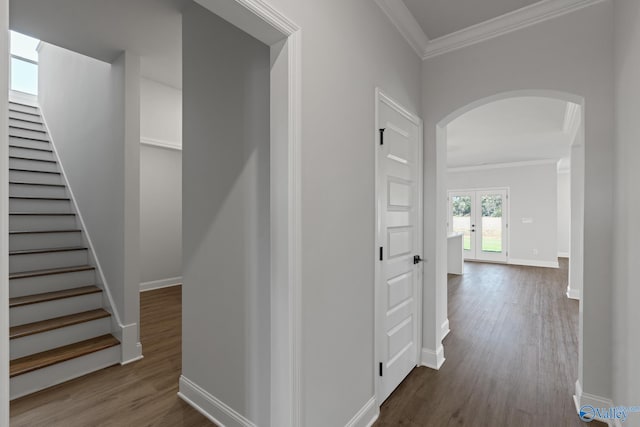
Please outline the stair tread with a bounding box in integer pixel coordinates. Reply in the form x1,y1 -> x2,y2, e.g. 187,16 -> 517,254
10,309 -> 111,340
10,286 -> 101,308
10,334 -> 119,377
10,212 -> 75,215
9,116 -> 43,124
10,125 -> 46,133
10,229 -> 81,235
9,168 -> 60,175
9,156 -> 57,163
9,265 -> 95,280
9,135 -> 49,142
10,197 -> 70,201
10,246 -> 88,256
9,145 -> 52,152
9,101 -> 39,109
9,181 -> 65,187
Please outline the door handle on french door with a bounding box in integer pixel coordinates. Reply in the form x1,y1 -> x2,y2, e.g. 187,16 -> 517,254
413,255 -> 424,264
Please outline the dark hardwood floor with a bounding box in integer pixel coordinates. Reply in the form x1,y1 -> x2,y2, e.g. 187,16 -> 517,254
375,259 -> 602,427
10,286 -> 215,427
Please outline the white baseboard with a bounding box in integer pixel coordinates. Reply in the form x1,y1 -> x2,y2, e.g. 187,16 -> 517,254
345,397 -> 379,427
558,252 -> 570,258
421,345 -> 445,370
508,258 -> 559,269
566,286 -> 581,300
179,375 -> 256,427
441,319 -> 450,340
573,380 -> 618,426
140,277 -> 182,292
120,323 -> 143,364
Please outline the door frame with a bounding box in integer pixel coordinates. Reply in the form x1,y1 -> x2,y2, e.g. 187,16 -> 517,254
0,0 -> 303,425
448,187 -> 510,263
374,88 -> 423,407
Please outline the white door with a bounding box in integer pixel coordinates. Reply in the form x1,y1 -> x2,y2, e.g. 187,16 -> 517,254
449,189 -> 508,263
376,91 -> 422,404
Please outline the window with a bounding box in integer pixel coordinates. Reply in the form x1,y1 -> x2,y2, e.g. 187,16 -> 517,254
10,31 -> 40,95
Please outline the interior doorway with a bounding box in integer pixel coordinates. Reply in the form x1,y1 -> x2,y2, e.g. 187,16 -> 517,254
448,188 -> 509,263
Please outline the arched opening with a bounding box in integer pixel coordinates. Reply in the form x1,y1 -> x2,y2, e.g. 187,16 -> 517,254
433,89 -> 585,404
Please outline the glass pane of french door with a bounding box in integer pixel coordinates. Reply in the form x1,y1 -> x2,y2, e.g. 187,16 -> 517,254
480,193 -> 503,253
450,194 -> 474,257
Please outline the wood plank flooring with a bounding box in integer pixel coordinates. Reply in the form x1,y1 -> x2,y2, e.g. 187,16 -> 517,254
375,259 -> 603,427
10,286 -> 214,427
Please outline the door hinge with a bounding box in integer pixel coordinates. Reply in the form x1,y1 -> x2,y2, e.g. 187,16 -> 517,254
379,128 -> 385,145
379,247 -> 384,261
379,362 -> 383,377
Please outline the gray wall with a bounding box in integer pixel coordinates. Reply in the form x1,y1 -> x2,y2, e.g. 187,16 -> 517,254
613,0 -> 640,421
448,163 -> 559,265
423,1 -> 614,400
38,43 -> 141,358
140,145 -> 182,284
182,3 -> 270,425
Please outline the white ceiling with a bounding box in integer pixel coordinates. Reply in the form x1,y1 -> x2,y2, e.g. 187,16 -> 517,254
10,0 -> 187,88
401,0 -> 541,39
447,97 -> 575,168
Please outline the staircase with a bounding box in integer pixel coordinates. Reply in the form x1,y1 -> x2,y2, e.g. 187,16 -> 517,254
8,100 -> 121,400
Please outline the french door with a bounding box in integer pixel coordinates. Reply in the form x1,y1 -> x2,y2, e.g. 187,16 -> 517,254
449,189 -> 508,263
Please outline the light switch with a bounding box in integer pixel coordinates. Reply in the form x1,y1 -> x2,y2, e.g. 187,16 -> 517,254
521,217 -> 534,224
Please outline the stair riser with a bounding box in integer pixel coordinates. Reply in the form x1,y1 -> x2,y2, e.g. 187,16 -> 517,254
11,317 -> 112,360
11,293 -> 103,327
10,119 -> 45,132
10,344 -> 120,400
10,215 -> 77,231
10,198 -> 72,214
9,103 -> 39,115
10,136 -> 50,151
9,127 -> 48,141
10,269 -> 96,298
10,158 -> 58,173
10,250 -> 88,274
9,170 -> 63,186
9,147 -> 55,162
9,110 -> 42,123
10,184 -> 67,199
10,232 -> 83,252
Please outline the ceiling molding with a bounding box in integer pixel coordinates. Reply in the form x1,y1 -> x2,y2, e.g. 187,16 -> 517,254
447,159 -> 559,173
373,0 -> 429,57
375,0 -> 608,61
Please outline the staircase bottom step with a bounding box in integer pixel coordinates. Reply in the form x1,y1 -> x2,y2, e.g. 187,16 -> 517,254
10,335 -> 120,400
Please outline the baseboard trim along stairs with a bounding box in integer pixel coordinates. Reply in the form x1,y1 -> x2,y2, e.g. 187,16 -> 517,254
8,100 -> 121,400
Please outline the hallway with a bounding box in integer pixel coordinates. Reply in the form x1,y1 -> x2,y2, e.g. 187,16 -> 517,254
376,260 -> 601,426
10,286 -> 213,426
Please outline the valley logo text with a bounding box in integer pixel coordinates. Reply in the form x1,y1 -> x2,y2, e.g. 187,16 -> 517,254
580,405 -> 640,423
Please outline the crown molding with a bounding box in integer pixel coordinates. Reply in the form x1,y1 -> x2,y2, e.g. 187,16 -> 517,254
373,0 -> 429,58
375,0 -> 608,61
447,159 -> 558,173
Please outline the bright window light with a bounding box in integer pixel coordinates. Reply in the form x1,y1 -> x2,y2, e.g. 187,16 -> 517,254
10,30 -> 40,95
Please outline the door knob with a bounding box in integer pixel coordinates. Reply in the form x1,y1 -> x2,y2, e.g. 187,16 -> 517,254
413,255 -> 424,264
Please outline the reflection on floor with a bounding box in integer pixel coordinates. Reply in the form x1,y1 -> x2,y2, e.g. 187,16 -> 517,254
375,259 -> 605,426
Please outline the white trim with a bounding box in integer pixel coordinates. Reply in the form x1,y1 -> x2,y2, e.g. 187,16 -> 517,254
140,277 -> 182,292
120,342 -> 144,365
508,258 -> 560,269
441,319 -> 450,340
447,159 -> 559,173
184,2 -> 302,426
563,102 -> 581,134
179,376 -> 257,427
574,380 -> 618,426
375,0 -> 607,60
373,0 -> 429,58
374,88 -> 424,406
558,252 -> 570,258
566,286 -> 581,300
421,346 -> 446,370
345,397 -> 379,427
140,137 -> 182,151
